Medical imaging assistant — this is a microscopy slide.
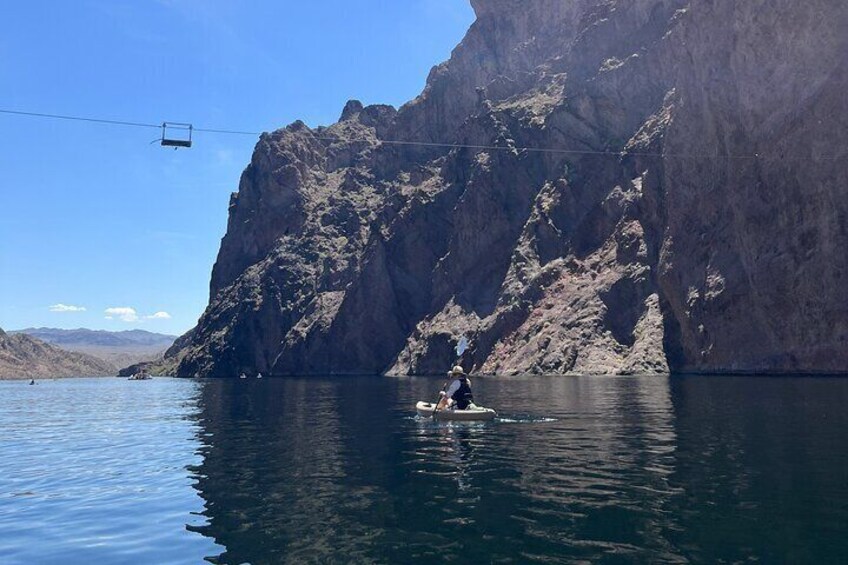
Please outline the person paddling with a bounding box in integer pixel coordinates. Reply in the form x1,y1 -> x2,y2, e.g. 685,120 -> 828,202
437,366 -> 475,411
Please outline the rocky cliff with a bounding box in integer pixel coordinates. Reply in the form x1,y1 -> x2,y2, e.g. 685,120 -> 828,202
169,0 -> 848,376
0,328 -> 116,378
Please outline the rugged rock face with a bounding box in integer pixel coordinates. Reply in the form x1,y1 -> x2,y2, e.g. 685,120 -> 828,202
0,328 -> 116,378
170,0 -> 848,376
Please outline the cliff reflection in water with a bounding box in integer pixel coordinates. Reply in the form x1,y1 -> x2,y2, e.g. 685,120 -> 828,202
188,377 -> 403,563
489,376 -> 683,561
666,376 -> 848,563
187,376 -> 848,563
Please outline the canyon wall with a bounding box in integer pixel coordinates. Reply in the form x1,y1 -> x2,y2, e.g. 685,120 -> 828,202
169,0 -> 848,376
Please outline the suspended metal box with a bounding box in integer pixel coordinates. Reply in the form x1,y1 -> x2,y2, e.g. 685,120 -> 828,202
160,122 -> 192,148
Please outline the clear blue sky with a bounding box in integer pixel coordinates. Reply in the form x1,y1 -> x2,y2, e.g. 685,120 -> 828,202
0,0 -> 474,336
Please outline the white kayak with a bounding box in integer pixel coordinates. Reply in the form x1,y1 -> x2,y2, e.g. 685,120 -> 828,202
415,401 -> 497,421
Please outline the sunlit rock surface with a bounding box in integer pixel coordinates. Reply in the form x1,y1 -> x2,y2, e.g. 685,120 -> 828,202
168,0 -> 848,376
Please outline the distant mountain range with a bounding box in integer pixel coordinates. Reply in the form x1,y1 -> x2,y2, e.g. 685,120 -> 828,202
8,328 -> 177,369
11,328 -> 176,347
0,328 -> 115,378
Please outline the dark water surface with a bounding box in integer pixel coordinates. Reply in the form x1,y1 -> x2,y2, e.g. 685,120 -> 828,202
1,375 -> 847,563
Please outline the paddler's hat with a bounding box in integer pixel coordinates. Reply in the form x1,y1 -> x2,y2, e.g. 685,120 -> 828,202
450,365 -> 466,376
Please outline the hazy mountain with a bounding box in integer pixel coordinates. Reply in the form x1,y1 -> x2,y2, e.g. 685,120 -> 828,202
10,328 -> 176,368
13,328 -> 176,347
0,328 -> 115,378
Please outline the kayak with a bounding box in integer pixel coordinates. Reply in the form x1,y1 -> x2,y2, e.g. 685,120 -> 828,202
415,401 -> 497,421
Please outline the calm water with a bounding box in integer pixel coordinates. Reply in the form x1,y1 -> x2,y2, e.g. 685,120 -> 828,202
1,376 -> 847,564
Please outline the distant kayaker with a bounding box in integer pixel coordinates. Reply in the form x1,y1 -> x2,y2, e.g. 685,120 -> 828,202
437,366 -> 475,411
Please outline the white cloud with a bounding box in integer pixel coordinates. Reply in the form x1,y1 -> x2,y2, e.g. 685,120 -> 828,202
50,303 -> 87,312
104,307 -> 139,322
146,311 -> 172,320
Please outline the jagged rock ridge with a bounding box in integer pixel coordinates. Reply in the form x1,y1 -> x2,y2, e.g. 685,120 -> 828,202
169,0 -> 848,376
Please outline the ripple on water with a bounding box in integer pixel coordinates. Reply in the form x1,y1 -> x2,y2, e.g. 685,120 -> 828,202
0,378 -> 222,564
3,375 -> 848,563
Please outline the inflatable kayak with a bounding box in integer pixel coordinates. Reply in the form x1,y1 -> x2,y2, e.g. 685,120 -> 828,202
415,401 -> 497,421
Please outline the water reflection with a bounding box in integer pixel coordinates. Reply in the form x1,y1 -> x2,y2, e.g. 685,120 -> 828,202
187,375 -> 848,563
475,377 -> 684,562
667,376 -> 848,563
446,425 -> 478,501
188,378 -> 394,563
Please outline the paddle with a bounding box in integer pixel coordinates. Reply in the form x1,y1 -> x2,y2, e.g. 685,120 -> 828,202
432,336 -> 470,417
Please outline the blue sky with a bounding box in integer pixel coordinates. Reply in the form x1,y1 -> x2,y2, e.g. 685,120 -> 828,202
0,0 -> 475,336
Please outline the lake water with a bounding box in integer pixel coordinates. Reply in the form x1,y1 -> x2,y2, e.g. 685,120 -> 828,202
1,375 -> 847,563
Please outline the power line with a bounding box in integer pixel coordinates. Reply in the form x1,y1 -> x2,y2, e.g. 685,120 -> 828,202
1,107 -> 841,161
0,109 -> 160,130
194,126 -> 259,136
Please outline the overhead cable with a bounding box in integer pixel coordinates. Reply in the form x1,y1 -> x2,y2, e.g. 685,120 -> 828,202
1,107 -> 841,161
